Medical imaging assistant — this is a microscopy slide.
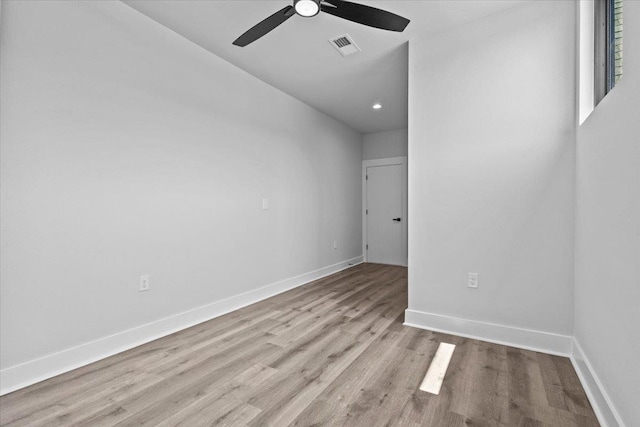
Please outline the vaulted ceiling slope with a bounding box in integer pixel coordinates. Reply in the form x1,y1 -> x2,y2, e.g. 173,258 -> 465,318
122,1 -> 527,134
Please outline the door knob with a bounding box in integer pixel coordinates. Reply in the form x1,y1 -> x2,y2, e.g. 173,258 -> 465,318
393,218 -> 402,222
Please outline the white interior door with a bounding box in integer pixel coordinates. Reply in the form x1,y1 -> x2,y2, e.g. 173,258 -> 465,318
366,164 -> 405,265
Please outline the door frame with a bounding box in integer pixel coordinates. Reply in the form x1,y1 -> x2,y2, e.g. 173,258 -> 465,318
362,156 -> 408,266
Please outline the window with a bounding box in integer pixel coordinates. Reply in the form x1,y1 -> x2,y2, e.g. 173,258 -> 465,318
595,0 -> 623,105
612,0 -> 623,85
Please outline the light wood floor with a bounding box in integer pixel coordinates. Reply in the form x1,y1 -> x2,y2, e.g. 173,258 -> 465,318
0,263 -> 599,426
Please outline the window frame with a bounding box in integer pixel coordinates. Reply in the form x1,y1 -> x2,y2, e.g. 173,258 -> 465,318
594,0 -> 622,105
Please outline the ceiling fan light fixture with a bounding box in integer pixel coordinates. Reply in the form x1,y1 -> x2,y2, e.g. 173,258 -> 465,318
294,0 -> 320,17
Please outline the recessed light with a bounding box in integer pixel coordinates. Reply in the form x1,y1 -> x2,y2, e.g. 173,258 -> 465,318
372,103 -> 382,110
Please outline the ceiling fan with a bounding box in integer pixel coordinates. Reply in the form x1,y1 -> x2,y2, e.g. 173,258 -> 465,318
233,0 -> 410,47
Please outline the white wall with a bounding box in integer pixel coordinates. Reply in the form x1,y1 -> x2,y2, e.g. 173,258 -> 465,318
407,1 -> 576,348
362,128 -> 407,160
0,0 -> 362,384
575,1 -> 640,425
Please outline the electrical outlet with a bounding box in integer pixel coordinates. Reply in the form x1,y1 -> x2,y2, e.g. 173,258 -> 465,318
139,275 -> 150,292
333,240 -> 338,250
467,273 -> 478,289
262,198 -> 269,210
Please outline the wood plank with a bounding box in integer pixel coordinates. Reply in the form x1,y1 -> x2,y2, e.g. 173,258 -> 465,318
419,342 -> 456,394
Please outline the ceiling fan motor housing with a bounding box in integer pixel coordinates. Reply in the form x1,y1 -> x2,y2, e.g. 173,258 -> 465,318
294,0 -> 321,17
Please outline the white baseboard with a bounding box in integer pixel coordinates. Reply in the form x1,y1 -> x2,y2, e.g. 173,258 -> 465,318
0,256 -> 363,396
570,338 -> 625,427
404,309 -> 572,357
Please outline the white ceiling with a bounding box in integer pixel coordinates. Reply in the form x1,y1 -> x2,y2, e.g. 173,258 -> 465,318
123,0 -> 526,134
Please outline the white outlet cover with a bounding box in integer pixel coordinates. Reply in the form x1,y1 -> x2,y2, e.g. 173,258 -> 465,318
467,273 -> 478,288
139,275 -> 150,292
262,198 -> 269,210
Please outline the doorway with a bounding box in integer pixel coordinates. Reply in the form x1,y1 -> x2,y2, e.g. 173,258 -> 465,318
362,156 -> 407,266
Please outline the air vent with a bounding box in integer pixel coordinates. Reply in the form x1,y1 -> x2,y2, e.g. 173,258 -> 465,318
329,34 -> 361,57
